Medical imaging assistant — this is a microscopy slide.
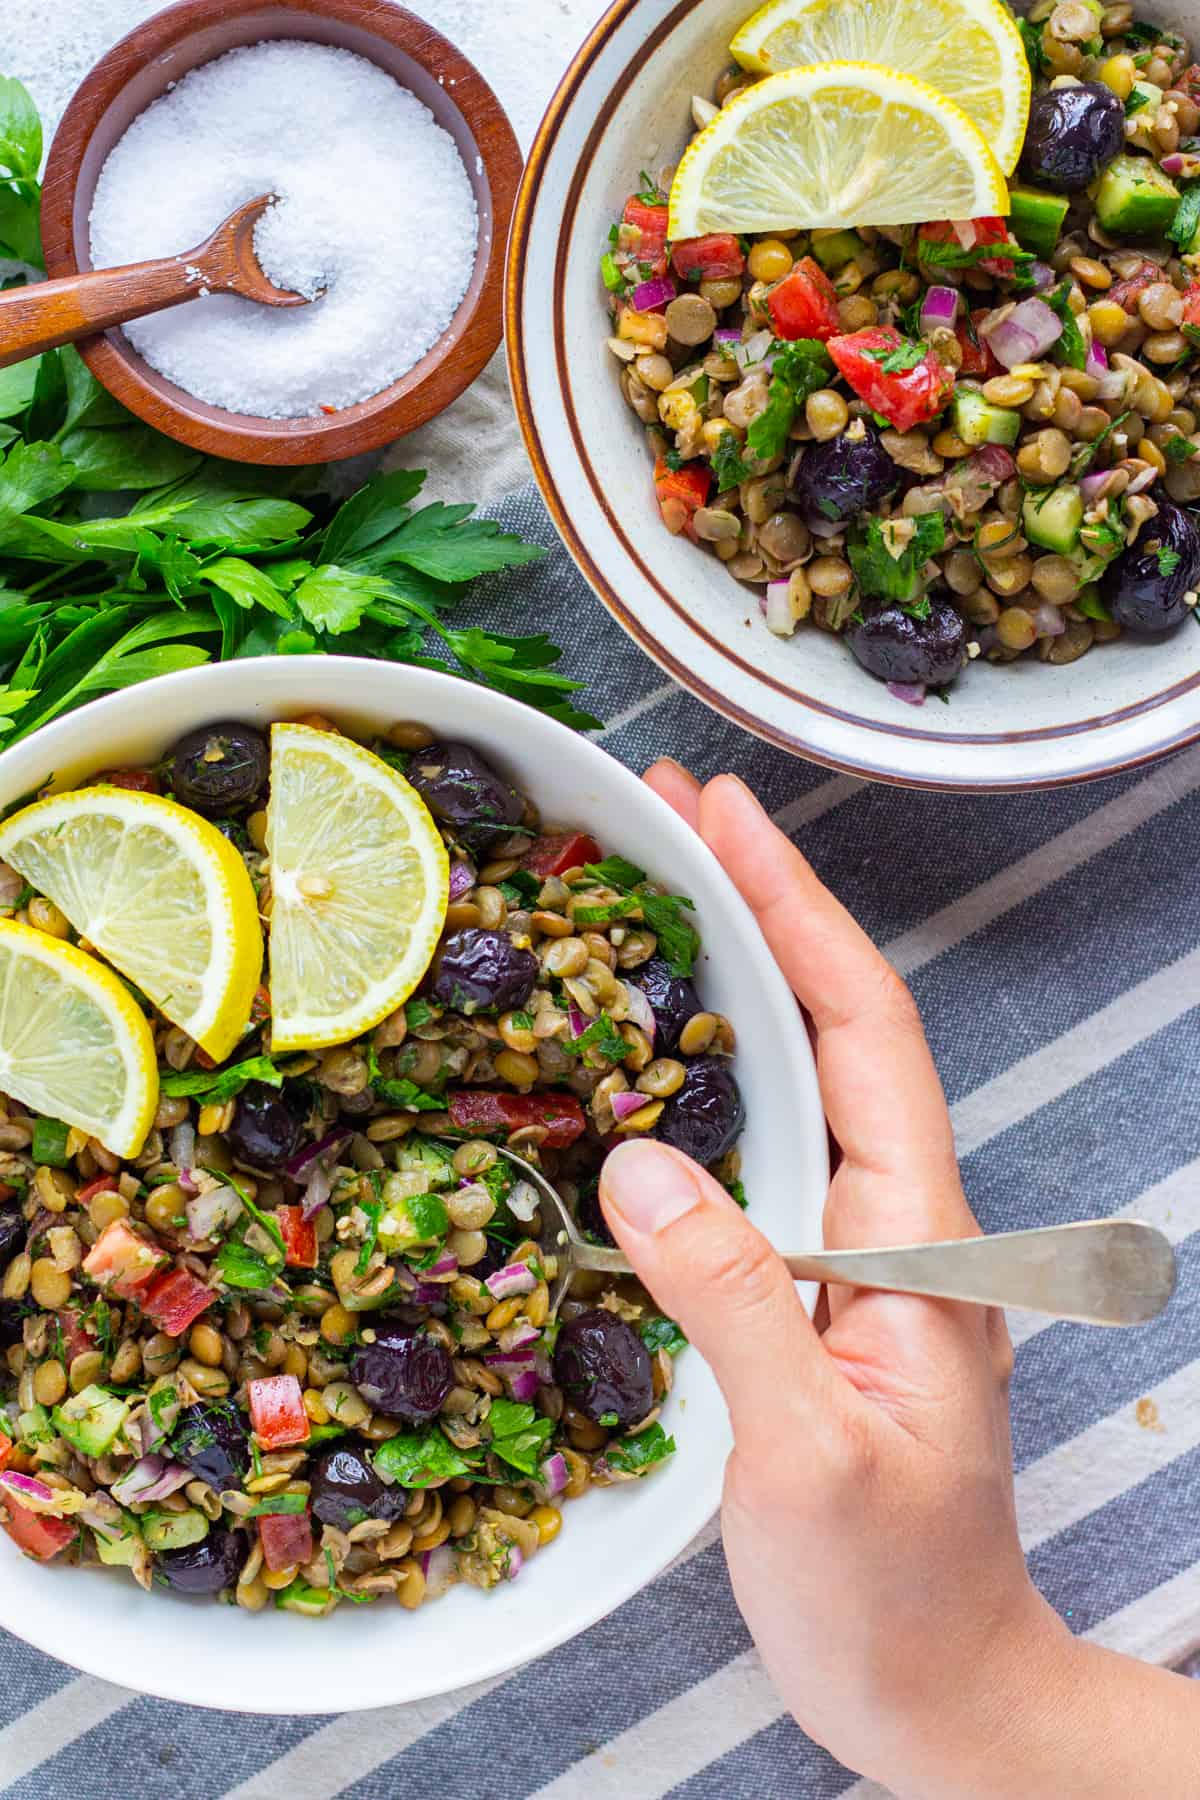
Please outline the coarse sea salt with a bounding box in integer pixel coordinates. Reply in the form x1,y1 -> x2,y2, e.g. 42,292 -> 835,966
88,40 -> 478,420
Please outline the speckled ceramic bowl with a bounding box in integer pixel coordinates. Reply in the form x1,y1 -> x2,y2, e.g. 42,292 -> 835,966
507,0 -> 1200,790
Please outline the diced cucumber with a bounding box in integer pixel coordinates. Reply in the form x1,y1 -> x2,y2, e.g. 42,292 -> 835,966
275,1578 -> 337,1616
1126,78 -> 1163,118
953,388 -> 1022,449
394,1140 -> 454,1189
1008,186 -> 1070,260
1094,154 -> 1180,239
17,1403 -> 54,1445
95,1513 -> 143,1568
1023,485 -> 1084,553
51,1384 -> 130,1458
811,230 -> 864,272
378,1184 -> 449,1256
140,1507 -> 209,1552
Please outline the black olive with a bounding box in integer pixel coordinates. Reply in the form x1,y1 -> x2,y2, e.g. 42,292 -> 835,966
171,1402 -> 251,1491
1100,495 -> 1200,633
0,1203 -> 23,1266
792,425 -> 900,527
656,1056 -> 746,1167
169,722 -> 269,816
309,1445 -> 408,1530
349,1321 -> 453,1421
1020,83 -> 1125,192
632,954 -> 702,1053
554,1309 -> 653,1429
407,741 -> 525,852
0,1297 -> 27,1350
227,1082 -> 304,1170
429,928 -> 538,1015
156,1526 -> 248,1595
846,602 -> 967,688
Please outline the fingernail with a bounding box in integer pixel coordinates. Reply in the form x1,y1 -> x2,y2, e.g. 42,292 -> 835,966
601,1141 -> 702,1235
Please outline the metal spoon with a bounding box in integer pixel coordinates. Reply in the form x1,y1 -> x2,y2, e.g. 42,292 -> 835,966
0,196 -> 310,371
487,1146 -> 1177,1328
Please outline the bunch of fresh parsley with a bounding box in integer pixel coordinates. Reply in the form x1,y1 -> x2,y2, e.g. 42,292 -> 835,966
0,76 -> 598,741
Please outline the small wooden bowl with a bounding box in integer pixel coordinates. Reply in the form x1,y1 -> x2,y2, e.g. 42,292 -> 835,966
41,0 -> 521,466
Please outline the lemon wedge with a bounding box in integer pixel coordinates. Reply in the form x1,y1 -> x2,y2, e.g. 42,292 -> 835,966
0,787 -> 262,1063
0,919 -> 157,1158
265,725 -> 449,1052
730,0 -> 1030,175
668,62 -> 1009,238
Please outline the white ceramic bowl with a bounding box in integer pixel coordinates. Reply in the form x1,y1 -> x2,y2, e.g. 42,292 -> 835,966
507,0 -> 1200,790
0,657 -> 827,1714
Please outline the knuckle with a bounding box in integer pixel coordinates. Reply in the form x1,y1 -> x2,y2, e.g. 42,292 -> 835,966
701,1223 -> 786,1319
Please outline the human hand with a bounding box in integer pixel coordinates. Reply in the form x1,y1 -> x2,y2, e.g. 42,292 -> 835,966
598,766 -> 1072,1798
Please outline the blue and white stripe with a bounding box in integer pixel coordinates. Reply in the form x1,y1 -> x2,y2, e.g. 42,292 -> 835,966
1,482 -> 1197,1796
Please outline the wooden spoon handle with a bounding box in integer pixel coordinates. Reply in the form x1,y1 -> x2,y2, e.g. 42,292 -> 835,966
0,255 -> 203,369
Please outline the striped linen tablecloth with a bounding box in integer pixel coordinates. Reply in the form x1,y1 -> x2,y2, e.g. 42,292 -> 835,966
3,2 -> 1200,1795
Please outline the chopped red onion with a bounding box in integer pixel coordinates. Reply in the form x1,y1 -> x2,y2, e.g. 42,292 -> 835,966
1087,343 -> 1127,403
301,1161 -> 334,1221
286,1128 -> 351,1179
497,1320 -> 540,1353
1033,602 -> 1066,638
484,1349 -> 539,1368
622,983 -> 656,1042
567,1001 -> 589,1041
1126,465 -> 1158,495
534,1452 -> 569,1501
404,1282 -> 449,1306
980,298 -> 1062,368
507,1369 -> 540,1404
951,219 -> 979,251
763,579 -> 797,637
1080,470 -> 1110,504
733,328 -> 772,372
887,681 -> 927,706
1161,152 -> 1186,176
185,1182 -> 243,1242
631,274 -> 677,312
502,1544 -> 524,1582
421,1543 -> 459,1598
970,444 -> 1016,484
448,859 -> 476,901
111,1456 -> 194,1506
611,1089 -> 649,1122
484,1261 -> 536,1300
169,1122 -> 196,1193
0,1471 -> 57,1509
713,326 -> 743,346
1029,262 -> 1056,294
919,285 -> 961,335
422,1251 -> 459,1281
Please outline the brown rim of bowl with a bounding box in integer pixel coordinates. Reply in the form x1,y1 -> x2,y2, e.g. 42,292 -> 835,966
42,0 -> 522,467
504,0 -> 1200,792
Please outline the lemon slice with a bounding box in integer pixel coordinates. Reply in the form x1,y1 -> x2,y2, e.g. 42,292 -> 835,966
0,788 -> 262,1063
0,919 -> 157,1157
730,0 -> 1030,174
669,62 -> 1009,238
265,725 -> 449,1052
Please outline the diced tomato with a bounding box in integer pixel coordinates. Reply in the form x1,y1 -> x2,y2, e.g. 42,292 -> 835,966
956,308 -> 1003,379
93,767 -> 159,793
671,233 -> 745,283
276,1205 -> 318,1270
447,1090 -> 587,1149
139,1268 -> 214,1337
56,1308 -> 97,1365
250,983 -> 272,1025
828,326 -> 956,434
622,197 -> 670,276
248,1374 -> 311,1450
523,832 -> 603,880
1110,260 -> 1163,314
919,218 -> 1015,279
0,1494 -> 75,1561
259,1508 -> 314,1573
82,1218 -> 167,1300
1181,283 -> 1200,330
77,1176 -> 120,1206
767,257 -> 840,341
0,1433 -> 12,1473
654,456 -> 712,525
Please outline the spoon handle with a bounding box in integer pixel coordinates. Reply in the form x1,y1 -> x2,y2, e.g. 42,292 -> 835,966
0,254 -> 202,369
573,1220 -> 1176,1328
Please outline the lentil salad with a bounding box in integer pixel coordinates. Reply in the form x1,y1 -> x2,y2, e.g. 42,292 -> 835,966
0,718 -> 744,1615
604,6 -> 1200,701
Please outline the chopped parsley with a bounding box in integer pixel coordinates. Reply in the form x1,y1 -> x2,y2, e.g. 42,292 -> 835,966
159,1053 -> 287,1104
864,337 -> 927,375
404,997 -> 437,1029
1157,546 -> 1183,577
1125,87 -> 1153,115
510,1010 -> 535,1032
577,857 -> 698,976
31,1116 -> 70,1167
373,1426 -> 476,1487
915,235 -> 1034,277
605,1421 -> 677,1476
640,1316 -> 688,1355
712,429 -> 752,492
1071,410 -> 1131,480
583,855 -> 646,888
1166,183 -> 1200,254
486,1397 -> 554,1476
562,1012 -> 629,1064
355,1198 -> 383,1275
745,338 -> 834,464
636,169 -> 660,205
663,449 -> 685,473
1017,16 -> 1049,77
1166,434 -> 1199,463
1045,282 -> 1087,371
598,1411 -> 620,1428
848,513 -> 945,608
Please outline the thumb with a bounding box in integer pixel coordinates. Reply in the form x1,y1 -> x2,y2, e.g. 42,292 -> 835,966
599,1139 -> 837,1450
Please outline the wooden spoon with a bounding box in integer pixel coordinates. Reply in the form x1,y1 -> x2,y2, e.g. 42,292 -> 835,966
0,195 -> 310,371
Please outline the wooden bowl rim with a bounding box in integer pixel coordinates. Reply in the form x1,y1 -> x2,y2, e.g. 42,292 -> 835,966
40,0 -> 522,465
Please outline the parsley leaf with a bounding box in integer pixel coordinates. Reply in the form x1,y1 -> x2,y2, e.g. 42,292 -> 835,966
745,338 -> 833,464
1168,184 -> 1200,251
1045,282 -> 1087,371
159,1053 -> 286,1103
562,1012 -> 628,1063
865,338 -> 927,375
638,890 -> 700,977
915,236 -> 1034,276
1166,434 -> 1199,463
1125,87 -> 1153,115
848,513 -> 945,606
640,1316 -> 688,1355
373,1427 -> 476,1487
1158,546 -> 1182,576
486,1397 -> 554,1476
1017,16 -> 1049,76
583,854 -> 646,887
712,429 -> 751,492
605,1421 -> 677,1476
